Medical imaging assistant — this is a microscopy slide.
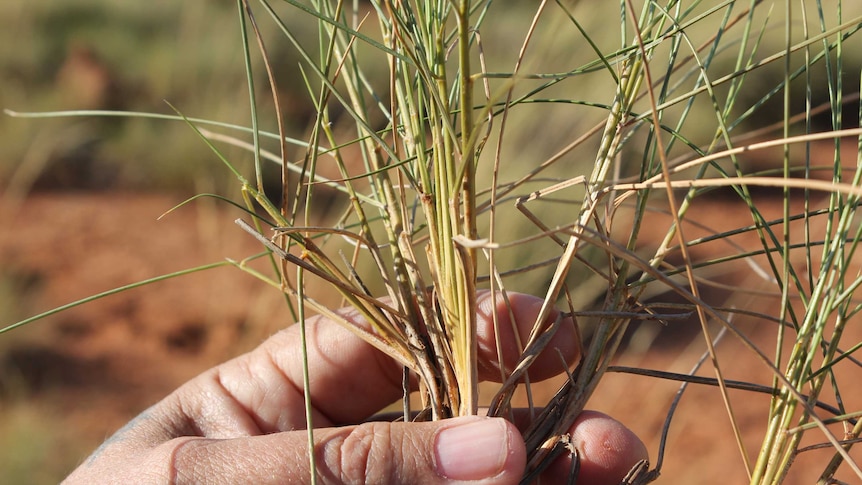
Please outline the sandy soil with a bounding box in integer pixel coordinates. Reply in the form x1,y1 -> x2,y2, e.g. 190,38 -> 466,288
1,191 -> 861,484
0,193 -> 291,481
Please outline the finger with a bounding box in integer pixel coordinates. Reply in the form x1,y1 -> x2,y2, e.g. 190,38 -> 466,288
173,291 -> 580,436
157,416 -> 526,485
542,411 -> 649,485
475,291 -> 580,382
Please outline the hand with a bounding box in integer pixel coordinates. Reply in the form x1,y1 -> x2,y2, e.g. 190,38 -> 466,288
65,292 -> 647,484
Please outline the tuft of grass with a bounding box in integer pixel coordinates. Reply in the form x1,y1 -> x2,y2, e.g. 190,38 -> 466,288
5,0 -> 862,483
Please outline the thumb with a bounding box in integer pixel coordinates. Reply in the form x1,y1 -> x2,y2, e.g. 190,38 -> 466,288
161,416 -> 527,484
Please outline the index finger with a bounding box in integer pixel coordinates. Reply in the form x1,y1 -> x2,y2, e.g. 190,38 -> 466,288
168,291 -> 579,437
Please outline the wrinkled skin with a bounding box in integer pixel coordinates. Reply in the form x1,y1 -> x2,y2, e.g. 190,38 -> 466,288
66,292 -> 647,484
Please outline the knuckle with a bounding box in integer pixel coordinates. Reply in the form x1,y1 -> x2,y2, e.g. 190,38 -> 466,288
149,436 -> 207,484
317,422 -> 398,484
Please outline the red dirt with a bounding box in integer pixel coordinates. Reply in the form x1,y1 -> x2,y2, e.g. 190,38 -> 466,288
2,191 -> 861,483
0,193 -> 292,479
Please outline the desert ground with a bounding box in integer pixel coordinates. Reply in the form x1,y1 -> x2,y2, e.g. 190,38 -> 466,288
2,186 -> 861,484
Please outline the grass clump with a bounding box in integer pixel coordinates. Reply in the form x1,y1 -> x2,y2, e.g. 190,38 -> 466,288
6,0 -> 862,483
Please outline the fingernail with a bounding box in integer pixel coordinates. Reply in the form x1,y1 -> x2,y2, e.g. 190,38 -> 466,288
434,417 -> 510,480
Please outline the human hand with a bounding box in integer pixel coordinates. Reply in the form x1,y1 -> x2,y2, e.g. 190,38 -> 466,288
65,292 -> 647,484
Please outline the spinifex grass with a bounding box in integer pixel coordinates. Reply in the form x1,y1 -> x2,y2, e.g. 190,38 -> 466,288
5,0 -> 862,483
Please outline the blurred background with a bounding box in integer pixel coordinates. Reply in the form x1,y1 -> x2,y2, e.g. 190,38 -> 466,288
0,1 -> 303,481
2,1 -> 862,483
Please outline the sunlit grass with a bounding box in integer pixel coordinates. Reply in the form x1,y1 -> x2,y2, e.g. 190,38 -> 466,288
4,0 -> 862,483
